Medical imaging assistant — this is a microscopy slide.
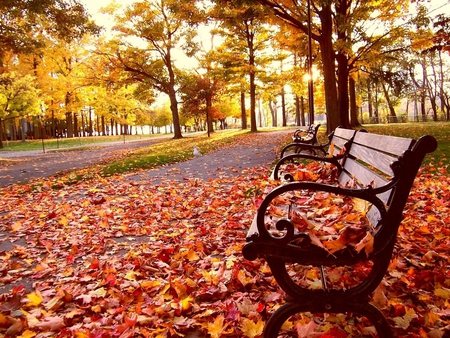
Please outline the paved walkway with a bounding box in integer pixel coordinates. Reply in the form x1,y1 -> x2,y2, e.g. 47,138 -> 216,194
0,137 -> 171,187
124,131 -> 290,184
0,131 -> 291,187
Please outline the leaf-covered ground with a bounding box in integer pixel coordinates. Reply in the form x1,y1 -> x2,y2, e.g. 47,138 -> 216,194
0,135 -> 449,337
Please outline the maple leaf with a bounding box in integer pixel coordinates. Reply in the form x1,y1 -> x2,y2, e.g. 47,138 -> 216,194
393,307 -> 418,329
295,320 -> 318,337
5,316 -> 24,336
434,287 -> 450,299
17,330 -> 37,338
35,316 -> 65,331
353,232 -> 374,256
240,317 -> 264,338
25,290 -> 43,307
207,314 -> 226,338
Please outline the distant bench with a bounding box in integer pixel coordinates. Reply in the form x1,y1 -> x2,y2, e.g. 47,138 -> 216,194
243,127 -> 437,337
272,126 -> 355,181
280,124 -> 321,158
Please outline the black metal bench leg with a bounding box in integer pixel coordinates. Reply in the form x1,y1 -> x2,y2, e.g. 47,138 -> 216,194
264,301 -> 393,338
263,302 -> 299,338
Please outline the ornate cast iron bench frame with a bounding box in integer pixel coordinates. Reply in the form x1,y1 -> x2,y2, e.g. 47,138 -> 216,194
243,129 -> 437,337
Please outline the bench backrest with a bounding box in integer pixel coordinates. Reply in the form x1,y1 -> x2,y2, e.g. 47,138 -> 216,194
327,127 -> 357,157
338,132 -> 437,243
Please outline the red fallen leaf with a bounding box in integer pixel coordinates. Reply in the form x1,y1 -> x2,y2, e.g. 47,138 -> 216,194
225,301 -> 240,322
322,327 -> 348,338
157,247 -> 175,262
253,196 -> 263,208
92,196 -> 106,205
0,292 -> 22,312
114,314 -> 137,335
89,258 -> 100,269
256,302 -> 265,313
47,211 -> 57,219
105,273 -> 116,287
226,220 -> 245,229
66,254 -> 75,264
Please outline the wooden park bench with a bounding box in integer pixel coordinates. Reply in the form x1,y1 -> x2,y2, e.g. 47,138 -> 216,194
243,129 -> 437,337
280,124 -> 321,157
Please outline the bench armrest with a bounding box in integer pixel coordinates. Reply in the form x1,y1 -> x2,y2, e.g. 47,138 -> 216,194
248,181 -> 387,246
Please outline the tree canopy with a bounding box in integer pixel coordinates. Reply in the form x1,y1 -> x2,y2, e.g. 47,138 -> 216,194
0,0 -> 449,144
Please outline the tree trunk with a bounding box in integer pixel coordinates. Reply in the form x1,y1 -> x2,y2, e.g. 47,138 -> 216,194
168,88 -> 182,138
301,96 -> 306,126
66,112 -> 73,138
73,112 -> 78,137
89,108 -> 93,136
206,94 -> 214,136
281,87 -> 286,126
0,118 -> 3,149
249,71 -> 257,132
295,95 -> 301,126
381,82 -> 397,123
81,113 -> 86,137
269,101 -> 277,127
318,4 -> 339,133
240,91 -> 247,129
367,80 -> 373,120
337,51 -> 350,127
349,76 -> 360,127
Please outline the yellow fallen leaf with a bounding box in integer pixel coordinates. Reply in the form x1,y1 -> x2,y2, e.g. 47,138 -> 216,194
125,271 -> 136,281
435,287 -> 450,299
186,249 -> 199,261
208,314 -> 226,338
180,296 -> 193,311
59,216 -> 69,226
240,317 -> 264,338
11,221 -> 22,232
0,313 -> 7,325
17,330 -> 36,338
26,290 -> 43,307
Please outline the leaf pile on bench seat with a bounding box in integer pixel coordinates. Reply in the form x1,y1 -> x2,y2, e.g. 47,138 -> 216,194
277,160 -> 340,183
263,159 -> 374,254
267,189 -> 374,255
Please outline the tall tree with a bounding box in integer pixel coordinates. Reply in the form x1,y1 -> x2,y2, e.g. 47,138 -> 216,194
255,0 -> 411,131
0,71 -> 41,147
211,0 -> 273,132
101,0 -> 204,139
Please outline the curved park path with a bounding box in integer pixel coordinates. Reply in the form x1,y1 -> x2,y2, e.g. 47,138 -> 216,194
0,130 -> 291,187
